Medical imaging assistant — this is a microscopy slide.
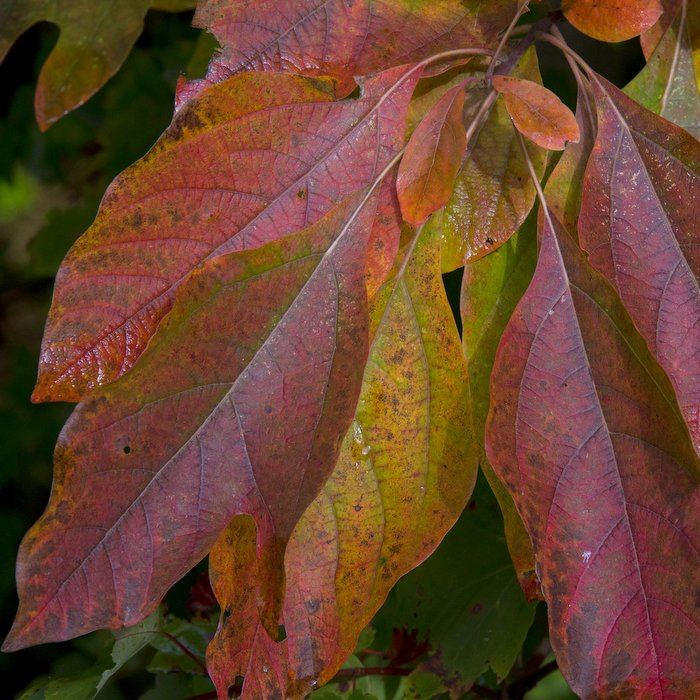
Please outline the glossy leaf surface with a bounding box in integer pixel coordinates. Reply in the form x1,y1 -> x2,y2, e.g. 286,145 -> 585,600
562,0 -> 663,42
487,211 -> 700,698
35,67 -> 418,402
440,48 -> 546,270
492,76 -> 580,151
207,227 -> 476,699
4,197 -> 375,651
397,80 -> 471,226
579,76 -> 700,452
178,0 -> 518,104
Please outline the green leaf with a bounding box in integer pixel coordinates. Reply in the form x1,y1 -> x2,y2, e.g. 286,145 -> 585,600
375,474 -> 536,684
626,0 -> 700,136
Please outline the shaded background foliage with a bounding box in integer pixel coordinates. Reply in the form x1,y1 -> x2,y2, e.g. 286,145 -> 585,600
0,7 -> 645,698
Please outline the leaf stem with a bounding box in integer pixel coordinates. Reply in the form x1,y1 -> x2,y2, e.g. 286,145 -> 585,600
486,2 -> 531,80
514,128 -> 553,232
333,666 -> 414,679
548,26 -> 595,134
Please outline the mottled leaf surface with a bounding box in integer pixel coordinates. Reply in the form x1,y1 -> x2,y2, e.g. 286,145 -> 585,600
35,67 -> 417,402
441,48 -> 546,270
562,0 -> 663,42
461,216 -> 539,598
207,227 -> 476,699
579,76 -> 700,452
487,211 -> 700,698
397,80 -> 471,225
492,76 -> 580,151
376,475 -> 536,684
0,0 -> 168,130
626,0 -> 700,137
178,0 -> 517,104
4,197 -> 374,651
544,94 -> 597,235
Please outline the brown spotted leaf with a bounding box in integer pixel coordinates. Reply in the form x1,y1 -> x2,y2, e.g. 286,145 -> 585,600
207,226 -> 476,699
0,0 -> 190,130
487,210 -> 700,698
3,195 -> 377,652
34,66 -> 419,403
562,0 -> 663,42
579,75 -> 700,453
492,75 -> 580,151
397,80 -> 472,225
176,0 -> 519,105
440,47 -> 547,270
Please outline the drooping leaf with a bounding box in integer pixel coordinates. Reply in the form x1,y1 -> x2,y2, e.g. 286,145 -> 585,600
492,76 -> 580,151
3,195 -> 376,652
544,93 -> 597,234
460,215 -> 539,598
375,475 -> 537,685
626,0 -> 700,137
34,66 -> 419,403
561,0 -> 663,42
0,0 -> 191,130
486,211 -> 700,698
579,75 -> 700,452
177,0 -> 519,105
397,80 -> 472,226
440,47 -> 547,270
207,226 -> 476,699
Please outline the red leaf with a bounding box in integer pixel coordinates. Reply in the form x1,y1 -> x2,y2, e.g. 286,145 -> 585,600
177,0 -> 519,105
562,0 -> 663,42
492,75 -> 580,151
206,227 -> 475,698
34,66 -> 419,403
397,80 -> 472,225
487,211 -> 700,698
579,75 -> 700,453
3,195 -> 377,651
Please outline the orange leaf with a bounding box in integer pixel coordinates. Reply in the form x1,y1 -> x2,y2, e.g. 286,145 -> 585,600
562,0 -> 663,42
397,80 -> 472,225
492,75 -> 580,150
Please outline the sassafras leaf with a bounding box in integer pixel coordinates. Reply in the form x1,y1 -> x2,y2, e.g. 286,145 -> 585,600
207,226 -> 476,699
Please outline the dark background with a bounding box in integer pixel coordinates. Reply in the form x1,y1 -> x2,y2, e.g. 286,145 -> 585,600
0,8 -> 644,697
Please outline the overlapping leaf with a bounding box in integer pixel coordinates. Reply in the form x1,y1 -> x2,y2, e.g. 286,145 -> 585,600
0,0 -> 191,130
3,195 -> 376,652
626,0 -> 700,137
579,75 -> 700,452
34,66 -> 418,402
461,217 -> 539,598
207,227 -> 476,699
562,0 -> 663,42
487,209 -> 700,698
492,76 -> 580,150
440,48 -> 547,270
397,80 -> 472,226
376,475 -> 537,685
176,0 -> 518,106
